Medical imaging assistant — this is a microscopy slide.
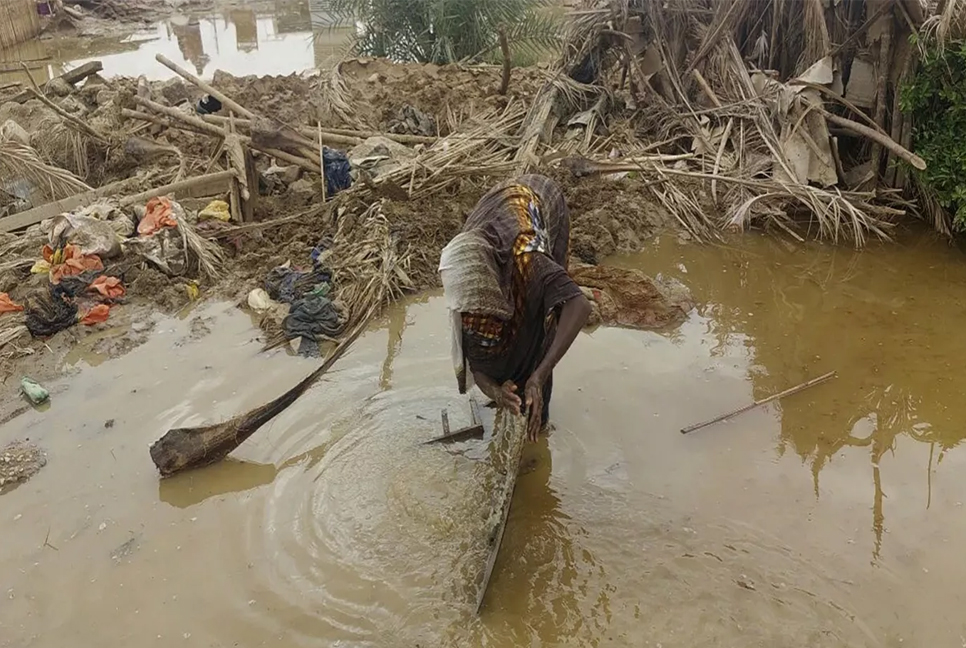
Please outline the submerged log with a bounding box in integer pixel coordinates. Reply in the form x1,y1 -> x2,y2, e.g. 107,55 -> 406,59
149,313 -> 372,477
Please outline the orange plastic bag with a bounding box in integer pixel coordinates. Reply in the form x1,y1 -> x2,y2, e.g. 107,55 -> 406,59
80,304 -> 110,325
88,276 -> 125,299
0,292 -> 23,314
137,196 -> 179,236
43,244 -> 104,284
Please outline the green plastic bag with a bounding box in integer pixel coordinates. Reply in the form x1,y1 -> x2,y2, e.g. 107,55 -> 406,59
21,377 -> 49,405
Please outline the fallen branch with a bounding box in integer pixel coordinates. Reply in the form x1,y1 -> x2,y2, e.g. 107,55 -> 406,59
128,101 -> 321,173
149,309 -> 376,477
821,110 -> 926,170
134,96 -> 224,138
680,371 -> 837,434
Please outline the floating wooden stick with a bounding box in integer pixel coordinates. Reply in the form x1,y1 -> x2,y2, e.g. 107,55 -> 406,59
680,370 -> 837,435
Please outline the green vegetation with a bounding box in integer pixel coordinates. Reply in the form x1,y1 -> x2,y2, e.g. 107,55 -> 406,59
329,0 -> 561,65
900,38 -> 966,230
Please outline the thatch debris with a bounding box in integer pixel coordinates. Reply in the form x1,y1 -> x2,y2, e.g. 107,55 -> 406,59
511,0 -> 942,243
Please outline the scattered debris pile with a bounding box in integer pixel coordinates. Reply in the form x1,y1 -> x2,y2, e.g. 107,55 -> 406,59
518,0 -> 938,242
4,0 -> 956,378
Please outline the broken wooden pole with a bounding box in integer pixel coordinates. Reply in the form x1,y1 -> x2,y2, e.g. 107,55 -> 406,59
155,53 -> 256,120
498,28 -> 511,95
11,60 -> 102,103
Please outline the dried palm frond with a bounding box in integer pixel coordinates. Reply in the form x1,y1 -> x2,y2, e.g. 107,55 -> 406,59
314,61 -> 359,128
315,201 -> 414,328
922,0 -> 966,47
0,138 -> 92,201
33,121 -> 91,180
359,101 -> 527,198
172,210 -> 224,280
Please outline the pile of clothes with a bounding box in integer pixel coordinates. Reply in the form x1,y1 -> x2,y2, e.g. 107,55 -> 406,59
7,196 -> 204,339
252,243 -> 345,357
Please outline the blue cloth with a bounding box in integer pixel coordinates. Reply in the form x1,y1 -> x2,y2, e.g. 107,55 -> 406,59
323,147 -> 352,198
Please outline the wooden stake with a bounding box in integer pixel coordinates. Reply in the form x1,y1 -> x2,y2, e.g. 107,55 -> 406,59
498,27 -> 511,95
680,371 -> 837,435
318,121 -> 327,203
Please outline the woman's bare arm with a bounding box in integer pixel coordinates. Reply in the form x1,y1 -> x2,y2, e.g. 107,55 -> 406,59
533,293 -> 591,383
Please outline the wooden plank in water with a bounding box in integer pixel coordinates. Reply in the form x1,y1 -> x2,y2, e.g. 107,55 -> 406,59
475,420 -> 525,614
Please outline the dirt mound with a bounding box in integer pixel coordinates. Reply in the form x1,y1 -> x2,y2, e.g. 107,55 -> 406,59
571,263 -> 693,330
563,173 -> 677,264
337,60 -> 547,133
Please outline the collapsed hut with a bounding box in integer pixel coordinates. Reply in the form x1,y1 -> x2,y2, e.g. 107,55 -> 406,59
512,0 -> 948,242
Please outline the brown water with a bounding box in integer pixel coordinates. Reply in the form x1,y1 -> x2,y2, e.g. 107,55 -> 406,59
3,230 -> 966,647
0,0 -> 351,86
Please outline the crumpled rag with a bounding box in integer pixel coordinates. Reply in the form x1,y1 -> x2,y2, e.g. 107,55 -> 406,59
0,293 -> 23,314
43,244 -> 104,285
138,196 -> 179,236
88,276 -> 125,299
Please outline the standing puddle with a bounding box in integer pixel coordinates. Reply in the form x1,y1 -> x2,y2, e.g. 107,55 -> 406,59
3,231 -> 966,646
0,0 -> 352,85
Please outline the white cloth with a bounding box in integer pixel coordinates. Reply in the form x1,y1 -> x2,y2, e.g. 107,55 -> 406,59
438,230 -> 512,393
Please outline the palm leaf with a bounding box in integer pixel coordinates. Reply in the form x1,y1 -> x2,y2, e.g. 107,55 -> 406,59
0,138 -> 92,202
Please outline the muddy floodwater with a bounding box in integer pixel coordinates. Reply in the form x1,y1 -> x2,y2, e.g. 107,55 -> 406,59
0,0 -> 351,86
3,229 -> 966,647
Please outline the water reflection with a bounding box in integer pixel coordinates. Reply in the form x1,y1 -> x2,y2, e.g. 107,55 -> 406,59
0,0 -> 352,85
620,230 -> 966,559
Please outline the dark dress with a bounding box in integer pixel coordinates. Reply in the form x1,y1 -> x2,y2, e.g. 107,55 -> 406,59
459,174 -> 583,424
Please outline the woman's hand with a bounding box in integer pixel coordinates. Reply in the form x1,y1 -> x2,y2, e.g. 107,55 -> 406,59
473,370 -> 518,414
524,372 -> 544,442
498,381 -> 522,416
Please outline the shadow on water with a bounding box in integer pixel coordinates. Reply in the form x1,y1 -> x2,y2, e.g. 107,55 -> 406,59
620,229 -> 966,561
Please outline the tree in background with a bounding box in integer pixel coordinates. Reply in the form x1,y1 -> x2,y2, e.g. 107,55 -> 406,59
329,0 -> 561,64
901,38 -> 966,231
